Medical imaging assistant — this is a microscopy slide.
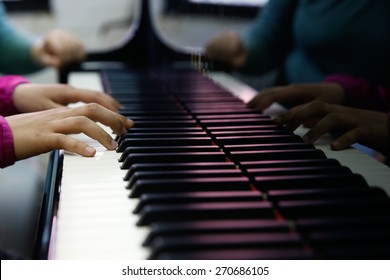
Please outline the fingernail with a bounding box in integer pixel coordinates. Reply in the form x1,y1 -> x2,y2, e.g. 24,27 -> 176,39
85,146 -> 96,155
331,141 -> 340,150
111,140 -> 118,149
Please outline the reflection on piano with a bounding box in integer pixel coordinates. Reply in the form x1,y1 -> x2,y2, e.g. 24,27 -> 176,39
36,0 -> 390,260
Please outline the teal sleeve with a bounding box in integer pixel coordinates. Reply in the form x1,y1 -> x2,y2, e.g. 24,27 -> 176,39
240,0 -> 298,75
0,3 -> 43,74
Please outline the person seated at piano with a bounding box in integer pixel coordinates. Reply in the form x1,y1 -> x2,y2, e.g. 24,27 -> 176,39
0,2 -> 85,74
0,75 -> 133,168
204,0 -> 390,87
248,74 -> 390,157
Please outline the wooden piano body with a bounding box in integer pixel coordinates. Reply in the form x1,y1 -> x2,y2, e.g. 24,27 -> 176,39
35,0 -> 390,260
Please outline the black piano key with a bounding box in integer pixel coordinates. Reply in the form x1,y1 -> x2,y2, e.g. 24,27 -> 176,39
119,110 -> 188,117
185,103 -> 249,110
196,114 -> 270,120
268,186 -> 388,202
157,248 -> 314,260
125,162 -> 236,181
225,143 -> 315,152
199,118 -> 275,127
134,190 -> 263,213
129,177 -> 251,198
178,96 -> 241,103
127,169 -> 243,189
115,97 -> 176,104
240,158 -> 341,169
253,173 -> 368,191
119,146 -> 220,162
132,120 -> 198,128
207,125 -> 280,131
148,232 -> 303,260
296,215 -> 390,232
138,201 -> 274,226
143,219 -> 289,246
191,108 -> 260,115
125,127 -> 204,133
320,244 -> 390,260
174,88 -> 229,95
216,135 -> 303,145
127,115 -> 193,121
122,152 -> 228,169
277,197 -> 390,219
117,138 -> 213,152
119,104 -> 182,111
230,149 -> 326,162
248,166 -> 352,177
119,131 -> 208,139
210,130 -> 290,137
306,229 -> 390,247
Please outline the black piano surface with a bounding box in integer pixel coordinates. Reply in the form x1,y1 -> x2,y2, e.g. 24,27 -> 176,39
36,0 -> 390,260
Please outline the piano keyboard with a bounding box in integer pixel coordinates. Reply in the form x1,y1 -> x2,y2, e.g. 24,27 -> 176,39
52,69 -> 390,260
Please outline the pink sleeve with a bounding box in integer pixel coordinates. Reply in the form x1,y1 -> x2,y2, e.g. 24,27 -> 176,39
0,75 -> 30,116
324,74 -> 390,112
0,75 -> 29,167
0,116 -> 15,168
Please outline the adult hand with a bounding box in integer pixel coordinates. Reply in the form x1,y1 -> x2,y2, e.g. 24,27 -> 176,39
248,83 -> 346,112
13,83 -> 121,113
6,103 -> 134,161
204,31 -> 247,68
274,100 -> 389,154
31,29 -> 85,68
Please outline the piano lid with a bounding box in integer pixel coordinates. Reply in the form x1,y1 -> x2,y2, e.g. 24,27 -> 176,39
82,0 -> 261,69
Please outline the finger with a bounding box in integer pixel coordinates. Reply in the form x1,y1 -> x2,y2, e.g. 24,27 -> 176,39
248,91 -> 276,111
302,113 -> 359,144
283,101 -> 332,131
248,85 -> 315,111
273,104 -> 306,126
63,87 -> 122,111
61,103 -> 134,135
330,128 -> 362,151
52,116 -> 118,150
46,133 -> 97,157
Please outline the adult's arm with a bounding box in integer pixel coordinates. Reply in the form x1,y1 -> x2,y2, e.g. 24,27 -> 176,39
0,3 -> 43,74
239,0 -> 298,74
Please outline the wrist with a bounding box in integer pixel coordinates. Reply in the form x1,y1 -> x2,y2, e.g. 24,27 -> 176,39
31,39 -> 45,66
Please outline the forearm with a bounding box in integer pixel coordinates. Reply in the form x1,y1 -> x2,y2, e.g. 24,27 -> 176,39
324,74 -> 390,112
239,0 -> 297,74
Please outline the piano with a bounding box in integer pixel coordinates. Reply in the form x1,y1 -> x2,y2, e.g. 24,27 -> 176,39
35,0 -> 390,260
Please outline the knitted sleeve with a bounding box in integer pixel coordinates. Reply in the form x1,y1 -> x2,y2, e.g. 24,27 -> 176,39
324,74 -> 390,112
0,75 -> 29,168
